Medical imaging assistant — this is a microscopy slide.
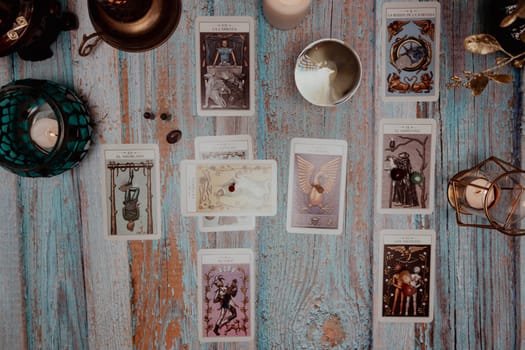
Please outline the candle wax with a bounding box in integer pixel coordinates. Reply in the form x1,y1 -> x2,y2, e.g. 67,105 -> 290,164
465,178 -> 496,209
30,117 -> 59,151
263,0 -> 312,30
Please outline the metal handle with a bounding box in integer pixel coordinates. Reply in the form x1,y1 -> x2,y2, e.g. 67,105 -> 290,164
78,32 -> 103,57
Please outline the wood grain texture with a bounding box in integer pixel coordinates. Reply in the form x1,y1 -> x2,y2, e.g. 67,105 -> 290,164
1,0 -> 524,349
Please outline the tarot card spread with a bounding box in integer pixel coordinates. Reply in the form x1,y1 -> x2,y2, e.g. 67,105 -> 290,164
181,160 -> 277,216
378,230 -> 435,323
198,249 -> 255,342
377,119 -> 436,214
102,144 -> 161,240
196,16 -> 255,117
382,2 -> 440,101
195,135 -> 256,232
286,138 -> 348,234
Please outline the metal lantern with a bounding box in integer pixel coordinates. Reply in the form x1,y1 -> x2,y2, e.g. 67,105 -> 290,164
447,157 -> 525,236
0,79 -> 93,177
0,0 -> 78,61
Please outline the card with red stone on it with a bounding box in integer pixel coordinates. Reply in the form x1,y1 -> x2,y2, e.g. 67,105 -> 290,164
378,229 -> 435,323
376,119 -> 436,215
197,248 -> 255,343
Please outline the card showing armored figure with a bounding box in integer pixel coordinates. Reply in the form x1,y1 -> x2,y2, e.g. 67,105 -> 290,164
381,2 -> 440,101
195,135 -> 256,232
101,144 -> 161,240
198,248 -> 255,342
195,16 -> 255,117
180,159 -> 277,216
286,138 -> 348,234
377,230 -> 435,323
376,119 -> 436,214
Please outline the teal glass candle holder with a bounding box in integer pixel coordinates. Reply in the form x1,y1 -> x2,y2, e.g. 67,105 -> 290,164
0,79 -> 93,177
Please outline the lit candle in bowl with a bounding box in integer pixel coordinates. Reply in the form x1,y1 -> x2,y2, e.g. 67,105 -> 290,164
263,0 -> 313,30
30,116 -> 59,152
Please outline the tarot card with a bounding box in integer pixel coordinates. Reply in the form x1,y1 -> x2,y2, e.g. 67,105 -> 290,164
101,144 -> 161,240
376,119 -> 436,214
181,160 -> 277,216
195,135 -> 256,232
286,138 -> 348,234
197,248 -> 255,342
381,2 -> 440,101
195,16 -> 255,117
377,230 -> 435,323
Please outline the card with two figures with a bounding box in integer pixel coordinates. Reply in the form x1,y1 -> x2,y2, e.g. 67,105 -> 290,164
194,135 -> 256,232
195,16 -> 255,116
101,144 -> 161,240
286,138 -> 348,235
197,248 -> 255,342
180,159 -> 277,217
376,119 -> 436,214
378,230 -> 435,323
381,2 -> 441,101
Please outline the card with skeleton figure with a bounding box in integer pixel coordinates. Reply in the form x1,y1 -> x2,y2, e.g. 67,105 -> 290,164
181,160 -> 277,216
377,119 -> 436,214
378,230 -> 435,323
381,2 -> 440,101
198,248 -> 255,342
101,144 -> 161,240
195,135 -> 256,232
286,138 -> 348,234
195,16 -> 255,117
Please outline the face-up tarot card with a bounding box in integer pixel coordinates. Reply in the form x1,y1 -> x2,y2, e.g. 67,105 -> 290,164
377,230 -> 435,323
381,2 -> 440,101
181,160 -> 277,216
195,135 -> 256,232
101,144 -> 161,240
286,138 -> 348,234
198,248 -> 255,342
376,119 -> 436,214
195,16 -> 255,117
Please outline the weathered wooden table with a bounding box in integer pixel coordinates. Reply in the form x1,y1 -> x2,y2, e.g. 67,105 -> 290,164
1,0 -> 523,349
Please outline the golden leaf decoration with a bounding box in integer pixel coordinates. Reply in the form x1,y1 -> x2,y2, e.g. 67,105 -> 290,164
464,34 -> 503,55
469,74 -> 489,96
500,2 -> 525,28
488,74 -> 513,83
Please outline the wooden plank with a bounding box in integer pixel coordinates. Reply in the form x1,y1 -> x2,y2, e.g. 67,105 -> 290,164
68,0 -> 134,348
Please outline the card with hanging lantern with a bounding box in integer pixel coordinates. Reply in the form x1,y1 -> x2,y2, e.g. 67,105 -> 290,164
376,119 -> 436,214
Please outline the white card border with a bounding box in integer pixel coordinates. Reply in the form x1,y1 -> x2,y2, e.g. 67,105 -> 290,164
194,135 -> 256,232
286,138 -> 348,235
376,118 -> 436,214
101,144 -> 162,240
197,248 -> 255,343
195,16 -> 256,117
181,159 -> 277,216
377,229 -> 435,323
381,1 -> 441,102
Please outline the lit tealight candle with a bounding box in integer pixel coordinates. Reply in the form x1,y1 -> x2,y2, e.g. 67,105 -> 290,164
263,0 -> 313,30
465,178 -> 496,210
30,117 -> 59,151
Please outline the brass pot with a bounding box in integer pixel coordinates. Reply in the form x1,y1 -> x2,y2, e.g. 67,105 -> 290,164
79,0 -> 182,55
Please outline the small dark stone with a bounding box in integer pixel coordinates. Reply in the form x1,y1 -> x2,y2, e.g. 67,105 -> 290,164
160,113 -> 171,120
228,183 -> 235,192
166,129 -> 182,144
390,168 -> 407,181
143,111 -> 154,119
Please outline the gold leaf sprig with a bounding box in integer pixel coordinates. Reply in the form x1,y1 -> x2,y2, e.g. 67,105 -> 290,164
447,7 -> 525,96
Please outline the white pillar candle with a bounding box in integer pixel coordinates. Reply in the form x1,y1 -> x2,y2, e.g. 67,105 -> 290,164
30,117 -> 59,151
465,178 -> 496,209
263,0 -> 313,30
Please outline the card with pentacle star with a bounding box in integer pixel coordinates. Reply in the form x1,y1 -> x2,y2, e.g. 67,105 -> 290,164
286,138 -> 348,235
377,230 -> 435,323
376,119 -> 436,214
197,248 -> 255,343
381,2 -> 440,101
195,16 -> 255,117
